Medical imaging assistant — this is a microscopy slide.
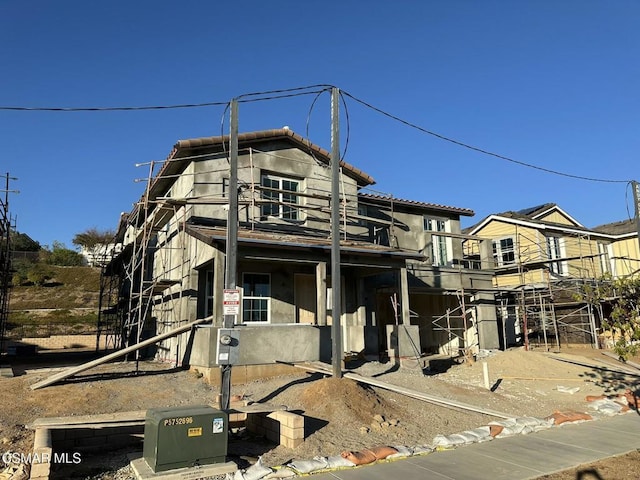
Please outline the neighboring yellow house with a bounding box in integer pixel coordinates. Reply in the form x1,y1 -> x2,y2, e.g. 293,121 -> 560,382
464,204 -> 634,349
592,219 -> 640,278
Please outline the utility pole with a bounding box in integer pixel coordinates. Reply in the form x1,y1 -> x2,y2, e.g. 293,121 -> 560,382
221,99 -> 239,410
330,87 -> 343,378
633,180 -> 640,254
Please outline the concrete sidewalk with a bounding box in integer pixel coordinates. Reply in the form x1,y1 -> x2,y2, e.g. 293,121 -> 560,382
308,412 -> 640,480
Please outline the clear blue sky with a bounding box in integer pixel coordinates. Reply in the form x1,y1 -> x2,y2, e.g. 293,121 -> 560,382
1,1 -> 638,249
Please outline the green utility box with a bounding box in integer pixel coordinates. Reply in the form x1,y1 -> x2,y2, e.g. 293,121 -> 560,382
143,405 -> 228,473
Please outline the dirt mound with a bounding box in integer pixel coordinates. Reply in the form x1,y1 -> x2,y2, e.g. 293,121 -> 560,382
299,377 -> 388,423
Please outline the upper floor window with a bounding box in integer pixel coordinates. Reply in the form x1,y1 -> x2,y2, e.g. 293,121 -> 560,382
357,204 -> 368,226
546,236 -> 566,275
221,177 -> 229,198
260,174 -> 300,221
424,217 -> 451,266
493,237 -> 515,267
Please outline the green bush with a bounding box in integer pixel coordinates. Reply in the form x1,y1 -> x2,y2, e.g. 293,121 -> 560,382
41,241 -> 85,266
26,264 -> 55,286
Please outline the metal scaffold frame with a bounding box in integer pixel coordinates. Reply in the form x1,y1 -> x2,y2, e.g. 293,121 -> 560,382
0,174 -> 14,354
499,230 -> 611,350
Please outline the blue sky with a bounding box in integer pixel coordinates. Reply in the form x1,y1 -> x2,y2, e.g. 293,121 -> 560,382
1,1 -> 638,249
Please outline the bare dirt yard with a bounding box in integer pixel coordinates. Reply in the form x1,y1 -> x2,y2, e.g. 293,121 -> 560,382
1,346 -> 639,479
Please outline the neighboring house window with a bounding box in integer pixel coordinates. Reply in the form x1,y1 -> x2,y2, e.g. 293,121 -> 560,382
493,237 -> 516,267
424,217 -> 450,266
260,174 -> 300,220
546,236 -> 566,275
242,273 -> 270,323
597,242 -> 610,275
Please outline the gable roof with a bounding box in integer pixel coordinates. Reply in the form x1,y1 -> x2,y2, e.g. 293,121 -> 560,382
149,128 -> 374,201
466,203 -> 596,237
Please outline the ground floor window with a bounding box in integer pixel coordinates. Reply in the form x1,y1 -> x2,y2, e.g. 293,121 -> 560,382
242,273 -> 270,323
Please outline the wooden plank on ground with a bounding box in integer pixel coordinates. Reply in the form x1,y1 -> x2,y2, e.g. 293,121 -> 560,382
30,319 -> 207,390
30,410 -> 146,429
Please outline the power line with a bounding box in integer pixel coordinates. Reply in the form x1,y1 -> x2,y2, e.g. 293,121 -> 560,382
1,83 -> 632,184
341,91 -> 631,185
0,101 -> 228,112
0,85 -> 333,112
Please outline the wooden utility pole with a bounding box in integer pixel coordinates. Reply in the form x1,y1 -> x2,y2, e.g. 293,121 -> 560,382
633,180 -> 640,254
330,87 -> 343,379
221,99 -> 239,410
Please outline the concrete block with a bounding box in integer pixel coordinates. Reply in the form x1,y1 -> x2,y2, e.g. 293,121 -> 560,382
280,436 -> 303,448
281,425 -> 304,440
29,461 -> 51,479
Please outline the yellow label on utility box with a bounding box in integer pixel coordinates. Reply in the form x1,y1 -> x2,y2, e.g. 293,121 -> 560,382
187,427 -> 203,437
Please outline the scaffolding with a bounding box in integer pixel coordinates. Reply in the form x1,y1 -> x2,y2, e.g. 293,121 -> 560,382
97,140 -> 495,365
0,175 -> 12,354
495,229 -> 610,350
429,289 -> 478,357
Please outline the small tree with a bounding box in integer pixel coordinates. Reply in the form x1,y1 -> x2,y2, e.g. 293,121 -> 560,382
577,274 -> 640,360
72,227 -> 116,266
42,241 -> 85,266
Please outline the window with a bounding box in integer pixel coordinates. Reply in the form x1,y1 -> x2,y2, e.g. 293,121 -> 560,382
204,271 -> 214,318
546,236 -> 566,275
493,237 -> 515,267
260,174 -> 300,220
597,242 -> 611,275
424,217 -> 450,266
242,273 -> 270,323
221,178 -> 229,198
357,204 -> 368,226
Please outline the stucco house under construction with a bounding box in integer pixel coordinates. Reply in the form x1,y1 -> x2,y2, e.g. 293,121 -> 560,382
465,204 -> 640,350
99,129 -> 499,378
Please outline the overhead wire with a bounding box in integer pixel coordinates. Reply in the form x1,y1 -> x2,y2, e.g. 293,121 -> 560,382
0,100 -> 228,112
2,82 -> 634,185
340,90 -> 632,185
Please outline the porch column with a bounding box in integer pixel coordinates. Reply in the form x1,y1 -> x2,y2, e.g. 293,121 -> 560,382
475,292 -> 500,349
400,267 -> 410,325
316,261 -> 327,326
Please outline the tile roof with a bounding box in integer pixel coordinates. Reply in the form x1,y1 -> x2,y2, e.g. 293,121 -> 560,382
168,128 -> 375,186
359,193 -> 474,217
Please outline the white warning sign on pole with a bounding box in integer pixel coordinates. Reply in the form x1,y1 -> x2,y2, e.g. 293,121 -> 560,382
223,289 -> 241,316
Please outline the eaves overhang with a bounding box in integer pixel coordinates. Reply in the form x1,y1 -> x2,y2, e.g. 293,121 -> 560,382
185,225 -> 426,261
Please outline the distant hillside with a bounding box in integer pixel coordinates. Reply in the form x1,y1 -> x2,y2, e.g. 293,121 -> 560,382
10,266 -> 101,310
8,266 -> 102,331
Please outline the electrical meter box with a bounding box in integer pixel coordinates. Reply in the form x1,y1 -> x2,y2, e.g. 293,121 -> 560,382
143,405 -> 228,473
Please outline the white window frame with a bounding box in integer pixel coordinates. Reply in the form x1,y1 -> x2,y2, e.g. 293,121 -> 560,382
493,236 -> 516,267
546,235 -> 567,276
241,272 -> 271,324
424,217 -> 452,266
260,174 -> 302,221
